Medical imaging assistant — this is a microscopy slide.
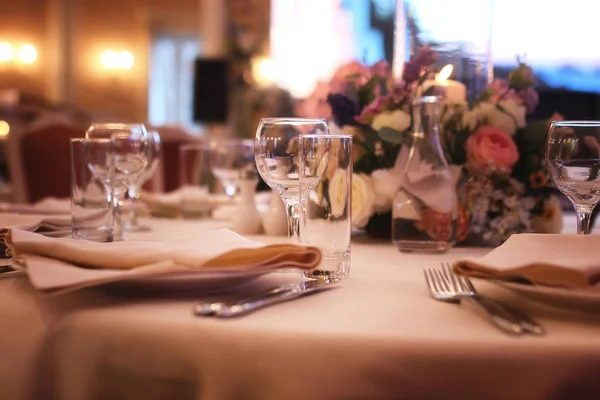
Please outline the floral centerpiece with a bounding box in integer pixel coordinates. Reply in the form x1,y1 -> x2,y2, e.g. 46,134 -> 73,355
304,47 -> 562,246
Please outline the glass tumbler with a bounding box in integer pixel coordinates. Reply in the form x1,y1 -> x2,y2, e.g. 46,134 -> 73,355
70,138 -> 115,242
299,134 -> 352,281
179,143 -> 212,218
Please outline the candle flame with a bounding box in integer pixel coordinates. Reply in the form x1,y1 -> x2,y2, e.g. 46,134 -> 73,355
436,64 -> 453,83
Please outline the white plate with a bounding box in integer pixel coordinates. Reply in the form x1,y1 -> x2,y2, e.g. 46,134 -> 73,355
493,281 -> 600,313
100,270 -> 270,294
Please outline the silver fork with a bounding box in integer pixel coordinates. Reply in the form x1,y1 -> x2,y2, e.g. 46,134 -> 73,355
441,263 -> 544,335
424,267 -> 524,335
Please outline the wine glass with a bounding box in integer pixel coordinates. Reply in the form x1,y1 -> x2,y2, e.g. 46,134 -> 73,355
210,139 -> 255,198
127,129 -> 162,232
255,117 -> 329,241
546,121 -> 600,234
85,123 -> 149,239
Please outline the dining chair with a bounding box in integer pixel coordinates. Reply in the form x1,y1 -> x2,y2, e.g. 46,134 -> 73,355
149,125 -> 205,193
7,118 -> 88,203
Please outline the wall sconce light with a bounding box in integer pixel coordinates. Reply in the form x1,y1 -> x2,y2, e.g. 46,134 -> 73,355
0,42 -> 37,64
18,44 -> 37,64
0,42 -> 14,62
101,50 -> 134,70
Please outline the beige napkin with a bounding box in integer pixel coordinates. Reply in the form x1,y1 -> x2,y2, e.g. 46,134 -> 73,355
141,188 -> 238,218
6,228 -> 322,294
454,234 -> 600,289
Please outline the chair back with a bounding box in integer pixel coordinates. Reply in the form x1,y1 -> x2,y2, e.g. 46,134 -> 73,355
8,122 -> 87,203
150,125 -> 205,193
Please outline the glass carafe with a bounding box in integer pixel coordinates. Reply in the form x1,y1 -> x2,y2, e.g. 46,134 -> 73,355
392,96 -> 458,253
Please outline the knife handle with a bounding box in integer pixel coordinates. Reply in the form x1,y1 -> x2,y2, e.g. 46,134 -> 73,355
479,294 -> 544,335
215,288 -> 313,318
464,295 -> 524,335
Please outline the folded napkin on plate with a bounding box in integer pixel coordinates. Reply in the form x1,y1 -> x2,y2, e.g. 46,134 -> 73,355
140,188 -> 232,218
6,228 -> 321,294
454,234 -> 600,289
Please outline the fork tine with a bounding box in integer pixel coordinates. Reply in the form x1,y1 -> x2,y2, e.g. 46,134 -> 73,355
425,268 -> 441,294
433,269 -> 451,294
423,269 -> 435,296
441,262 -> 461,292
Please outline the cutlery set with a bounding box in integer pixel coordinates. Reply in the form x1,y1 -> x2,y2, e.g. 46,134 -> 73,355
424,263 -> 543,335
1,257 -> 541,328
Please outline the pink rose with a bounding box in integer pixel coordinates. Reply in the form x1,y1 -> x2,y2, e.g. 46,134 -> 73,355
466,126 -> 519,174
354,95 -> 390,124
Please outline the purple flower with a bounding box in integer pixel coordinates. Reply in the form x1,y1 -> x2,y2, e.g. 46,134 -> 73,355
327,93 -> 360,127
517,88 -> 539,114
413,46 -> 438,67
402,60 -> 422,83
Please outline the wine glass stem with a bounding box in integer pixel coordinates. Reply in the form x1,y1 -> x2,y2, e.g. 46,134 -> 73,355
112,193 -> 124,241
284,200 -> 300,242
575,205 -> 593,234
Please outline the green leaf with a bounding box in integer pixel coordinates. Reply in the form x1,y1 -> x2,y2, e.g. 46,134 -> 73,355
378,127 -> 407,145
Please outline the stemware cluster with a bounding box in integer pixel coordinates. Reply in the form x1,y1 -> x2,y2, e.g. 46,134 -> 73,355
254,118 -> 332,241
83,123 -> 155,239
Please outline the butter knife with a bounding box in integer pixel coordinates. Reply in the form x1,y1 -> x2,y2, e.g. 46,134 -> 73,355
209,280 -> 336,318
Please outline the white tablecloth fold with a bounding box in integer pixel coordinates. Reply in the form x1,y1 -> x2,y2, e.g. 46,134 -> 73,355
6,228 -> 321,294
454,233 -> 600,289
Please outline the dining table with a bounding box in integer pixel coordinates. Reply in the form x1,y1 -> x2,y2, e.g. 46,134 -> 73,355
1,215 -> 600,400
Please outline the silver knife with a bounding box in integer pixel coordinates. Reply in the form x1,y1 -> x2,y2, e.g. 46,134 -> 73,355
210,280 -> 336,318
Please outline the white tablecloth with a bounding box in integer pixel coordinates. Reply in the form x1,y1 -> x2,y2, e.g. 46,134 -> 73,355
2,217 -> 600,400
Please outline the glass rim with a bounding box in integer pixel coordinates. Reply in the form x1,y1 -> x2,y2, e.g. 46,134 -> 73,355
298,133 -> 352,139
551,120 -> 600,127
69,137 -> 112,143
88,122 -> 146,128
258,117 -> 327,125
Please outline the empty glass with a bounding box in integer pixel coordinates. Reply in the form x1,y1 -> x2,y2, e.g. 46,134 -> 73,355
85,123 -> 149,239
210,139 -> 255,198
547,121 -> 600,234
180,143 -> 212,218
299,133 -> 351,281
70,138 -> 114,242
255,118 -> 329,241
127,129 -> 162,231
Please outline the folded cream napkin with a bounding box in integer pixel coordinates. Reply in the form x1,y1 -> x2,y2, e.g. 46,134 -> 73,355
140,188 -> 233,218
454,234 -> 600,290
6,228 -> 321,294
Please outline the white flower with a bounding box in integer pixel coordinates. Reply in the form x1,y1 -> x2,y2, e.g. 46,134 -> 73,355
369,169 -> 401,212
530,196 -> 563,234
351,173 -> 375,228
475,100 -> 526,136
460,109 -> 479,131
371,109 -> 411,132
327,168 -> 349,218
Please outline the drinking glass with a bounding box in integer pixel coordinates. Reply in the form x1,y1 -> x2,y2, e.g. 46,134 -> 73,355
127,129 -> 162,231
85,123 -> 149,239
180,143 -> 212,218
547,121 -> 600,234
255,117 -> 329,241
210,139 -> 255,198
299,133 -> 351,281
70,138 -> 115,242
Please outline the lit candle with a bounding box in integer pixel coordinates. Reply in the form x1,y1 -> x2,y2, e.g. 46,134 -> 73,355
422,64 -> 467,104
